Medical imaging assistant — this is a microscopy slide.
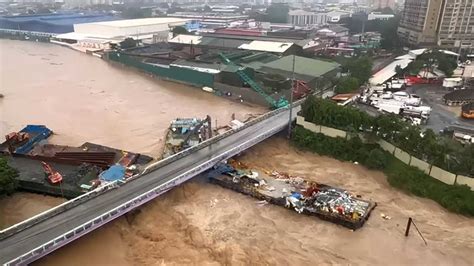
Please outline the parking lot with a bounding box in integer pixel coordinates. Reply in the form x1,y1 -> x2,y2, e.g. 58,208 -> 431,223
408,85 -> 474,132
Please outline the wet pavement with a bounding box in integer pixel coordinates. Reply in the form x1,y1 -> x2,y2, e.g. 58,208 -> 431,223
408,85 -> 474,132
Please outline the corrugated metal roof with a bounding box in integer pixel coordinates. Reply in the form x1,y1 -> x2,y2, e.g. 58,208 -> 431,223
444,89 -> 474,101
239,40 -> 294,53
200,37 -> 248,48
369,58 -> 412,85
83,17 -> 190,27
259,55 -> 340,79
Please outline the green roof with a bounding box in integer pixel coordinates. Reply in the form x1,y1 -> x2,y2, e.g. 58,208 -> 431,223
260,56 -> 340,78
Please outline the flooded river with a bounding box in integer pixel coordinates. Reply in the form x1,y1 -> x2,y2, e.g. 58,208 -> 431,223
0,39 -> 264,156
1,40 -> 473,265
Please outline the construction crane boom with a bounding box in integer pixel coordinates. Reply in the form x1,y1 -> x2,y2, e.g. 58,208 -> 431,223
218,53 -> 289,109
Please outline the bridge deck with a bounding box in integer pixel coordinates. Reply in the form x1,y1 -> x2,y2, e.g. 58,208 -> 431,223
0,108 -> 294,264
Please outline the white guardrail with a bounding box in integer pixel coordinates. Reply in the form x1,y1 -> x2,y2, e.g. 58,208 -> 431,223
6,121 -> 288,265
0,101 -> 302,242
2,101 -> 303,265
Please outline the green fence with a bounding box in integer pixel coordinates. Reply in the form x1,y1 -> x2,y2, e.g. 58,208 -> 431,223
107,51 -> 214,88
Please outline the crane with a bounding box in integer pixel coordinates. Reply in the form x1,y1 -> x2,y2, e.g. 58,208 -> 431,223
218,53 -> 289,109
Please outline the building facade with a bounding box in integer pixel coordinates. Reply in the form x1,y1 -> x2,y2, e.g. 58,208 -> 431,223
397,0 -> 443,45
398,0 -> 474,51
437,0 -> 474,50
288,10 -> 327,25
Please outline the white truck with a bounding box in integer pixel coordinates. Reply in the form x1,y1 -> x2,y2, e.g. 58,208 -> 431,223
442,78 -> 463,90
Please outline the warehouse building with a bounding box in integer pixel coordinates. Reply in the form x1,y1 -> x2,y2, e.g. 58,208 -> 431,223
257,55 -> 340,90
55,17 -> 190,45
0,13 -> 117,34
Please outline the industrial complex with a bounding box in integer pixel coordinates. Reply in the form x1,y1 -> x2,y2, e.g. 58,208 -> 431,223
0,1 -> 473,265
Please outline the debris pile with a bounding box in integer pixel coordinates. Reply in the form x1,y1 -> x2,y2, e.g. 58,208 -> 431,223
208,162 -> 376,230
162,116 -> 212,158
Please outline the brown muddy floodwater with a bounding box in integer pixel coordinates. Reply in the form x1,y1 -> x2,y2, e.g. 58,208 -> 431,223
1,40 -> 474,265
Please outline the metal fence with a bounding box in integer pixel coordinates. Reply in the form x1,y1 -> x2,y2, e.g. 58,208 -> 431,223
107,52 -> 214,88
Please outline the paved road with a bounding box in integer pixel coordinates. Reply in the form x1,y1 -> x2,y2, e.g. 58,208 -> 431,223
0,108 -> 295,264
409,85 -> 474,132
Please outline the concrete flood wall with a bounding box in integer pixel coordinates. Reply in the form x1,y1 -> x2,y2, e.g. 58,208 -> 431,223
296,116 -> 474,190
107,52 -> 214,88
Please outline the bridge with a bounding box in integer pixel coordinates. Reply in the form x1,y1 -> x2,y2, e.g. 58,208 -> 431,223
0,105 -> 300,265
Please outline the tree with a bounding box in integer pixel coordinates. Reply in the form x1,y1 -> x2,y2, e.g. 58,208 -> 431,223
119,38 -> 137,49
172,26 -> 189,37
335,77 -> 360,94
344,56 -> 373,85
122,7 -> 151,19
203,5 -> 212,12
265,4 -> 289,23
395,65 -> 404,77
365,149 -> 389,169
0,157 -> 18,196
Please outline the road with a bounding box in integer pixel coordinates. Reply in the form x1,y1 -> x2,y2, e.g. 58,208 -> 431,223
0,108 -> 295,264
408,85 -> 474,132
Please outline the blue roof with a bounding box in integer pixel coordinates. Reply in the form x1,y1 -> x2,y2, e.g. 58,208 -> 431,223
0,13 -> 118,33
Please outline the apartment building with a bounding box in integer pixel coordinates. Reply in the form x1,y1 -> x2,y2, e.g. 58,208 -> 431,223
397,0 -> 443,45
398,0 -> 474,51
437,0 -> 474,50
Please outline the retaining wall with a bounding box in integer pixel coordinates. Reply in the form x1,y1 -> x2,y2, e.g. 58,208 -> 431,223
296,116 -> 474,190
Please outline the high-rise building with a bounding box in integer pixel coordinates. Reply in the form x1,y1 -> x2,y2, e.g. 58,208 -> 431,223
398,0 -> 474,51
437,0 -> 474,51
397,0 -> 443,45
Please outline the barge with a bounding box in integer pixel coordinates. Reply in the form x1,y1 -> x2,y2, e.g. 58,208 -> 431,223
208,161 -> 376,230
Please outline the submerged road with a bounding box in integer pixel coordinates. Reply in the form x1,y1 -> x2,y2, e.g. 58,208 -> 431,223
0,107 -> 297,264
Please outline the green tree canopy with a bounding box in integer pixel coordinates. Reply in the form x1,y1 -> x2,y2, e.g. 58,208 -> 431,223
122,7 -> 151,19
265,4 -> 289,23
335,76 -> 360,94
343,56 -> 373,85
119,38 -> 137,49
172,26 -> 189,36
0,157 -> 18,196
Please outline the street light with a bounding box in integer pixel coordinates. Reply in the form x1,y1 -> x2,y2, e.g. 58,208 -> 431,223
288,54 -> 296,139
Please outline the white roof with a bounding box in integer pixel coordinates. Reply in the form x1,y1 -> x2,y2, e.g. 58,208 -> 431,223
370,58 -> 413,85
289,9 -> 316,16
55,32 -> 87,41
80,17 -> 190,28
440,50 -> 459,57
239,40 -> 294,53
168,34 -> 202,45
409,48 -> 427,56
395,54 -> 415,60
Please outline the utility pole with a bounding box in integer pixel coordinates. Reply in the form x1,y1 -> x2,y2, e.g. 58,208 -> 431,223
287,54 -> 296,139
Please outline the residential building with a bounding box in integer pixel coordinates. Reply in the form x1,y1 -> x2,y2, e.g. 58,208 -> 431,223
437,0 -> 474,51
326,11 -> 351,23
288,9 -> 327,25
398,0 -> 474,51
397,0 -> 444,45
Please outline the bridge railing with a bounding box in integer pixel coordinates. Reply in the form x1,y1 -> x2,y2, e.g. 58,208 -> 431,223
0,179 -> 124,241
0,101 -> 303,241
143,100 -> 303,175
6,120 -> 289,266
